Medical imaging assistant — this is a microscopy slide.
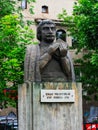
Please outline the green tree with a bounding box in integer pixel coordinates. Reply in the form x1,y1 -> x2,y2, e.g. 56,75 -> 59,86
0,0 -> 36,108
58,0 -> 98,100
0,0 -> 15,18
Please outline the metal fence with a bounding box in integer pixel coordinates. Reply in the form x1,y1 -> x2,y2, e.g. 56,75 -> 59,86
0,119 -> 18,130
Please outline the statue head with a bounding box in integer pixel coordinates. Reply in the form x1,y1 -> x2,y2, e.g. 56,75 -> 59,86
37,20 -> 56,43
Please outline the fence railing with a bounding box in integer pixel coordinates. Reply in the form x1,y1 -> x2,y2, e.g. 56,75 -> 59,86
0,119 -> 18,130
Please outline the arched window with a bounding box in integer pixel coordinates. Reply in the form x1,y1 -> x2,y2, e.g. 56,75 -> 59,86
56,29 -> 66,41
21,0 -> 27,9
42,5 -> 48,13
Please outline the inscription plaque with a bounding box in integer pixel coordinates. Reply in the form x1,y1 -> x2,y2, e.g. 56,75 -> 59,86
41,90 -> 75,102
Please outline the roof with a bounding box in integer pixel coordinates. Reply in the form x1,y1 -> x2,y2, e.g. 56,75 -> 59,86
0,107 -> 16,116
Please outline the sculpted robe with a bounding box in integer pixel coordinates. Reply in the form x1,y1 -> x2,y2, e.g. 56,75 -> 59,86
24,40 -> 75,82
24,44 -> 41,82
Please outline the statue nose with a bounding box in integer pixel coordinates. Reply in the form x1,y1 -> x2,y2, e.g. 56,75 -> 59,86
49,28 -> 52,33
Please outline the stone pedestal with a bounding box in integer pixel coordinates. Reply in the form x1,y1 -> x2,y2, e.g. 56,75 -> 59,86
18,82 -> 82,130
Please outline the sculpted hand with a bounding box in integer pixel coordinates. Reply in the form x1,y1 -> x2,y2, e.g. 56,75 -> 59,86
47,43 -> 59,55
59,42 -> 68,57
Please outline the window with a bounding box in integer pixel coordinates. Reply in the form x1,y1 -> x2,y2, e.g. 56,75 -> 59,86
72,37 -> 77,48
56,29 -> 66,41
42,5 -> 48,13
21,0 -> 27,9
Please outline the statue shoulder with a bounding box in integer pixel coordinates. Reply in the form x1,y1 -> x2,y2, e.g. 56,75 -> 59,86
26,44 -> 39,49
26,44 -> 40,53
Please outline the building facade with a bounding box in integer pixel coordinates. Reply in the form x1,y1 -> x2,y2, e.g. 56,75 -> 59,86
20,0 -> 77,46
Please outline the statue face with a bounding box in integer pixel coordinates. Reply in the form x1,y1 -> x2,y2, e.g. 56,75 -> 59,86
41,23 -> 56,43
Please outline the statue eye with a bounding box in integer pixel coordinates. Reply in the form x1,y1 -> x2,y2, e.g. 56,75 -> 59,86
51,27 -> 56,31
42,27 -> 49,31
42,27 -> 56,32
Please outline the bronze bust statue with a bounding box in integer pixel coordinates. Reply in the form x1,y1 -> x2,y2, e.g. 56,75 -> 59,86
24,20 -> 75,82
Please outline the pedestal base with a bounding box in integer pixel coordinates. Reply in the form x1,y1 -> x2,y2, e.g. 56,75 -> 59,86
18,82 -> 82,130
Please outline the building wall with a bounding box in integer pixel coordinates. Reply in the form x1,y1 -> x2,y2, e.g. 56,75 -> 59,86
33,0 -> 76,20
20,0 -> 76,46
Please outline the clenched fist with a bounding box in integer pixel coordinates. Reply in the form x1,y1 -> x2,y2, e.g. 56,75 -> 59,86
47,43 -> 59,55
59,42 -> 68,57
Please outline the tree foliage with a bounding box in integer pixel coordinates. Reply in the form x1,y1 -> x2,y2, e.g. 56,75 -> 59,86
58,0 -> 98,100
0,0 -> 36,108
0,0 -> 15,18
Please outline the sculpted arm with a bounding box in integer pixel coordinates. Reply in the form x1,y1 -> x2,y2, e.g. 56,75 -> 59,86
39,43 -> 59,70
39,53 -> 52,69
58,41 -> 72,80
60,56 -> 72,79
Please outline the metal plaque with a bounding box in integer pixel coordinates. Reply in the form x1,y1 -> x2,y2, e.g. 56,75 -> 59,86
41,89 -> 75,102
